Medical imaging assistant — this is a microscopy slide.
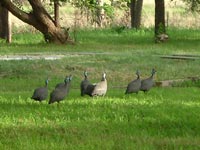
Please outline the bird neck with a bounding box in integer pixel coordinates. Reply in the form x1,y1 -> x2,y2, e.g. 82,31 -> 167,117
101,77 -> 106,81
151,72 -> 155,78
137,74 -> 140,79
45,81 -> 48,87
85,76 -> 88,80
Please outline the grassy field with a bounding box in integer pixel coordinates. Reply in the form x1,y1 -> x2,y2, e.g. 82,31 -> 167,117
0,28 -> 200,149
1,88 -> 200,149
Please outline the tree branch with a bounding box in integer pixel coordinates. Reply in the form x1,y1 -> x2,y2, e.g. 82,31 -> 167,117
28,0 -> 55,24
0,0 -> 35,25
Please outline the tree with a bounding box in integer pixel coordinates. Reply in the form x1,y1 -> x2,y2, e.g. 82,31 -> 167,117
181,0 -> 200,12
54,0 -> 60,27
0,0 -> 70,44
155,0 -> 168,42
130,0 -> 143,29
96,0 -> 104,27
70,0 -> 108,27
0,6 -> 9,39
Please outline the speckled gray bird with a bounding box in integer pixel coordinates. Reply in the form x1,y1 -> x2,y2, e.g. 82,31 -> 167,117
55,75 -> 68,89
125,70 -> 141,94
140,69 -> 156,93
31,78 -> 49,102
49,75 -> 72,104
80,71 -> 91,96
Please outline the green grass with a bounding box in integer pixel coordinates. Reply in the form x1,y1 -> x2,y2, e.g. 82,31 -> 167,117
0,28 -> 200,149
0,88 -> 200,149
0,28 -> 200,54
0,28 -> 200,83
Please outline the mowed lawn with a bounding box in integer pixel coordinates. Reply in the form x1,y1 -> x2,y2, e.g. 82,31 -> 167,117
0,88 -> 200,149
0,28 -> 200,149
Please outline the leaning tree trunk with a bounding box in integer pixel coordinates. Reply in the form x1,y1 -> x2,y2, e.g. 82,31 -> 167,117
28,0 -> 69,43
155,0 -> 166,35
0,0 -> 70,44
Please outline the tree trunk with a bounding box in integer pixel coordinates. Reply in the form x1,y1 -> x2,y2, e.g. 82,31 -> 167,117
130,0 -> 136,28
130,0 -> 143,29
96,0 -> 104,27
135,0 -> 143,29
155,0 -> 165,35
0,5 -> 9,39
54,0 -> 60,27
0,0 -> 71,44
7,9 -> 12,43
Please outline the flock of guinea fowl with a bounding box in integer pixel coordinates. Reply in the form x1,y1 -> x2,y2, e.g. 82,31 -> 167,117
31,69 -> 157,104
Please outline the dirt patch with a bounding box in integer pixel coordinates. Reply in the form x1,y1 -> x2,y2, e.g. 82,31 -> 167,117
0,54 -> 66,60
0,52 -> 112,60
155,77 -> 200,87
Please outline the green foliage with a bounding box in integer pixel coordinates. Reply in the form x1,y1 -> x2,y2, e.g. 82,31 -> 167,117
64,0 -> 130,25
157,23 -> 165,34
110,0 -> 129,9
182,0 -> 200,12
111,25 -> 127,33
68,0 -> 100,25
103,3 -> 114,19
172,0 -> 200,12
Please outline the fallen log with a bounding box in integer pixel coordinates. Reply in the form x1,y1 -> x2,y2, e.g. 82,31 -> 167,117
155,77 -> 200,87
160,55 -> 198,60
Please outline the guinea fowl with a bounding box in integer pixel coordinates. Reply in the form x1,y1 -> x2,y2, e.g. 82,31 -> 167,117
140,68 -> 156,93
91,72 -> 107,97
49,75 -> 72,104
80,71 -> 91,96
31,78 -> 49,102
125,70 -> 141,94
55,75 -> 68,89
85,84 -> 95,97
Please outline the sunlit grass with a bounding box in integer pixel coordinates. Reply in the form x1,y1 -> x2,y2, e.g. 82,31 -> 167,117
0,87 -> 200,149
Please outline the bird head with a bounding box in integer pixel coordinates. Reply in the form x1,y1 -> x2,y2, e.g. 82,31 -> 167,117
152,68 -> 156,74
45,78 -> 49,86
151,68 -> 157,77
136,70 -> 140,78
102,72 -> 106,81
69,75 -> 73,81
84,71 -> 88,78
64,75 -> 71,84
